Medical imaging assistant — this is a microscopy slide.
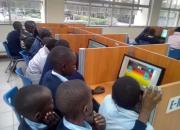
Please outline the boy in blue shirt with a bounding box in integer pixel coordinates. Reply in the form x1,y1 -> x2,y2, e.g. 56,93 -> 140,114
99,76 -> 162,130
55,80 -> 106,130
6,21 -> 23,58
14,85 -> 60,130
41,46 -> 84,101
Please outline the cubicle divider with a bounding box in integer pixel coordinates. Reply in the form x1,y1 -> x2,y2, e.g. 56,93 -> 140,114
152,81 -> 180,130
78,46 -> 180,130
60,34 -> 128,53
135,44 -> 169,55
102,34 -> 128,43
79,46 -> 180,85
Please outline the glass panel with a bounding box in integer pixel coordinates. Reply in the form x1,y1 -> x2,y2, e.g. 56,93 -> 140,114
171,0 -> 178,8
158,10 -> 168,26
90,5 -> 111,26
175,0 -> 180,9
64,3 -> 89,25
112,7 -> 131,26
9,0 -> 44,22
0,0 -> 10,24
114,0 -> 133,3
134,0 -> 151,5
132,7 -> 149,26
167,11 -> 179,26
161,0 -> 172,8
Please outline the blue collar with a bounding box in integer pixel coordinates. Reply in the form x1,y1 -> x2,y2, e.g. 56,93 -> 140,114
24,118 -> 47,130
63,117 -> 92,130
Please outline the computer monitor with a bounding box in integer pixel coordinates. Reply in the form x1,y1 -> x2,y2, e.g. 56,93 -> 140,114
119,55 -> 165,88
88,39 -> 107,48
161,29 -> 168,38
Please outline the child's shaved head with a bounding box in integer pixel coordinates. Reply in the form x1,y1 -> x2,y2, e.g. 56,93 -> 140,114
49,46 -> 76,76
112,76 -> 141,110
56,80 -> 92,120
14,85 -> 53,122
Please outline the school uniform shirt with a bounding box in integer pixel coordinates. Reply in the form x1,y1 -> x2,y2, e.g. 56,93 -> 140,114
27,46 -> 49,74
56,117 -> 92,130
167,32 -> 180,49
6,30 -> 22,57
99,95 -> 154,130
41,70 -> 67,100
29,36 -> 42,58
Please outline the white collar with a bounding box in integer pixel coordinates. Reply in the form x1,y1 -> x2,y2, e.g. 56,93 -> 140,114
52,70 -> 68,82
63,117 -> 92,130
43,46 -> 50,54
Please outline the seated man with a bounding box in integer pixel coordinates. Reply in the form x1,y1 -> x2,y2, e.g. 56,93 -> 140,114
167,27 -> 180,60
6,21 -> 23,58
14,85 -> 60,130
135,28 -> 162,45
26,38 -> 58,84
55,80 -> 106,130
29,28 -> 52,59
41,46 -> 84,100
99,76 -> 162,130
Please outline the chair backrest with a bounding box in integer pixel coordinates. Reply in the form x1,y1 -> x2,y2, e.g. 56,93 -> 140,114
3,86 -> 22,122
15,68 -> 32,86
19,50 -> 30,65
3,41 -> 11,58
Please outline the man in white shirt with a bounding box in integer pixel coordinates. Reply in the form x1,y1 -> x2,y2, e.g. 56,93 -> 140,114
167,27 -> 180,59
26,38 -> 57,84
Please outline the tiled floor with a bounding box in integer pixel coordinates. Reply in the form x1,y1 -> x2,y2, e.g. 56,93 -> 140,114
0,58 -> 25,130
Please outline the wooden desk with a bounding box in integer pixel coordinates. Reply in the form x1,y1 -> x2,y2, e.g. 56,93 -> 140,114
90,81 -> 114,104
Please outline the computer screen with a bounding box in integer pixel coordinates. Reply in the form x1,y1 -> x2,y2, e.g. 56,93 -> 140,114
88,40 -> 107,48
161,29 -> 168,38
119,55 -> 165,88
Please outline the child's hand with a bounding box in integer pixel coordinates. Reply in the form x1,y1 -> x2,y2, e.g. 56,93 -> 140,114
93,111 -> 106,130
44,111 -> 60,127
139,88 -> 162,123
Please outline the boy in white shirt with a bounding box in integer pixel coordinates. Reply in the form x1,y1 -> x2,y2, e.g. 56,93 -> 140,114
99,76 -> 161,130
26,38 -> 57,84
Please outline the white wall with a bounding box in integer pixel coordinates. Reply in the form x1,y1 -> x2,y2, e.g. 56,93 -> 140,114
46,0 -> 64,23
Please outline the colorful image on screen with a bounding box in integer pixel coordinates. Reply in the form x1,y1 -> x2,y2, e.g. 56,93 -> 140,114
124,60 -> 154,88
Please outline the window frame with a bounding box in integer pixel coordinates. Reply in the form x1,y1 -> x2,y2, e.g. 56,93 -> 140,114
158,0 -> 180,27
64,0 -> 153,27
0,0 -> 45,25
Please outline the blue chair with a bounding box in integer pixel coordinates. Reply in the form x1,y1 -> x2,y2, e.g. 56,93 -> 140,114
19,50 -> 31,65
15,68 -> 32,86
3,86 -> 22,122
168,48 -> 180,60
3,41 -> 23,82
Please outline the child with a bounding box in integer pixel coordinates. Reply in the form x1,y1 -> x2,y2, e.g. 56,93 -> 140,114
25,38 -> 57,84
14,85 -> 60,130
6,21 -> 23,58
29,28 -> 52,58
55,79 -> 106,130
99,76 -> 162,130
41,46 -> 84,100
39,39 -> 70,84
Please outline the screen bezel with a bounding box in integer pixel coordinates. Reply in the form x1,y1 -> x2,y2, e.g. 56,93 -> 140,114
118,54 -> 165,86
88,39 -> 108,48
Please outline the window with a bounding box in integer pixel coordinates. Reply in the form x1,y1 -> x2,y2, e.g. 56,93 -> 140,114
64,0 -> 152,26
0,0 -> 44,24
158,0 -> 180,27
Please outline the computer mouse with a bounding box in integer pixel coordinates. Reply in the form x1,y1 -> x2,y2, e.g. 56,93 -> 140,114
92,86 -> 105,95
